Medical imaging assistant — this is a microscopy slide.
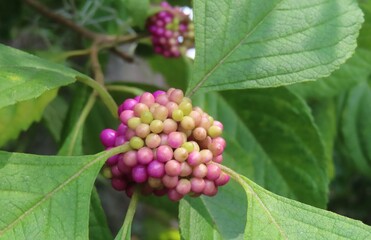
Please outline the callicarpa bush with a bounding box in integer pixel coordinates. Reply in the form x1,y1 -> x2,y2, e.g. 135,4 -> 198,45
100,88 -> 229,201
146,2 -> 194,58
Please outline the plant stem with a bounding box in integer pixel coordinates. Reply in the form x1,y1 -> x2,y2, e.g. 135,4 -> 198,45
76,76 -> 118,117
106,85 -> 145,96
103,143 -> 131,159
63,93 -> 96,156
90,43 -> 104,85
117,189 -> 140,240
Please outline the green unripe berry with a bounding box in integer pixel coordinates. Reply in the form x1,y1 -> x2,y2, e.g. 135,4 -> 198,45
179,101 -> 192,115
148,177 -> 163,189
130,136 -> 144,149
128,117 -> 141,129
174,147 -> 188,162
208,125 -> 222,138
102,166 -> 112,179
150,119 -> 164,133
140,111 -> 153,124
172,109 -> 184,122
180,116 -> 195,130
181,142 -> 194,153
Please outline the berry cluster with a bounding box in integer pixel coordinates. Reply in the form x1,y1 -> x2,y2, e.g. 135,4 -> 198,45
146,2 -> 194,58
100,88 -> 229,201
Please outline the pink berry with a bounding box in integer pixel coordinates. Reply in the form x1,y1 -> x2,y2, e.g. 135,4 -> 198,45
168,132 -> 185,148
147,160 -> 165,178
162,175 -> 178,188
215,172 -> 230,186
190,178 -> 206,193
206,164 -> 221,180
156,145 -> 173,162
137,147 -> 154,165
165,160 -> 181,176
176,179 -> 191,195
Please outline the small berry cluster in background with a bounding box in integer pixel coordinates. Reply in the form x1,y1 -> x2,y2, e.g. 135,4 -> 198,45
100,88 -> 229,201
146,2 -> 194,58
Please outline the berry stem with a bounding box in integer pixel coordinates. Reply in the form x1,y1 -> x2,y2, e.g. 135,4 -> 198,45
116,189 -> 140,240
76,76 -> 118,117
217,164 -> 253,195
60,93 -> 96,156
106,84 -> 145,96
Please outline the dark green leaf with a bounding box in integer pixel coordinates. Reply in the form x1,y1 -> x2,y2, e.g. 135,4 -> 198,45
308,98 -> 337,178
89,189 -> 113,240
193,89 -> 328,207
42,95 -> 68,143
338,81 -> 371,176
187,0 -> 363,95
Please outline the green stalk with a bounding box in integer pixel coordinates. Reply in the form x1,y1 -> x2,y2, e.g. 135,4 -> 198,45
76,76 -> 118,117
106,84 -> 144,96
115,189 -> 140,240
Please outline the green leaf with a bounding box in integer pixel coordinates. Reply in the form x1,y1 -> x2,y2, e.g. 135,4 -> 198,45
0,44 -> 82,109
193,88 -> 328,207
358,1 -> 371,50
338,81 -> 371,176
179,180 -> 245,240
89,189 -> 113,240
0,145 -> 128,239
42,95 -> 68,143
238,175 -> 371,239
187,0 -> 363,95
123,0 -> 150,29
288,48 -> 371,99
308,99 -> 337,179
0,89 -> 57,147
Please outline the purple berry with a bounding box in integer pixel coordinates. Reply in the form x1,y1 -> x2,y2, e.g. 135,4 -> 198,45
106,154 -> 119,166
132,165 -> 148,183
111,178 -> 127,191
100,129 -> 117,147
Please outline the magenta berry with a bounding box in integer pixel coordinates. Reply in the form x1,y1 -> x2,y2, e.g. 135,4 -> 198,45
146,3 -> 194,58
100,129 -> 117,147
100,88 -> 228,201
132,165 -> 148,183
